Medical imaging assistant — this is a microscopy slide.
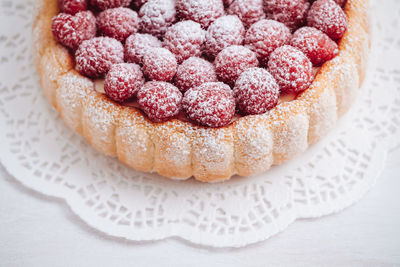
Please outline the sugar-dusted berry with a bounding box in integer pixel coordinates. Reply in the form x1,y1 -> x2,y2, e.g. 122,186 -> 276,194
227,0 -> 265,28
137,81 -> 183,122
163,20 -> 206,64
104,63 -> 145,102
139,0 -> 176,37
51,11 -> 96,50
75,37 -> 124,78
142,47 -> 177,81
60,0 -> 87,15
267,45 -> 313,94
176,0 -> 224,28
124,33 -> 162,64
307,0 -> 348,40
290,26 -> 338,66
215,45 -> 259,86
174,57 -> 217,92
264,0 -> 310,30
244,19 -> 291,65
183,82 -> 235,127
90,0 -> 132,10
233,67 -> 279,115
97,7 -> 139,42
204,15 -> 245,59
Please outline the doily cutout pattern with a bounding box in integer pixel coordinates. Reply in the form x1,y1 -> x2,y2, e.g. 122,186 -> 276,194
0,0 -> 399,248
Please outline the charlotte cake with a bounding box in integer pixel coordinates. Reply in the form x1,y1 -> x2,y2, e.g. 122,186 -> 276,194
32,0 -> 370,182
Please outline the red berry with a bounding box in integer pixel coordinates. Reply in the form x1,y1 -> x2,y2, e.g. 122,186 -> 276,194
174,57 -> 217,92
244,19 -> 291,65
60,0 -> 87,15
233,67 -> 279,115
75,37 -> 124,78
290,26 -> 338,66
215,45 -> 259,86
183,82 -> 235,127
263,0 -> 310,30
90,0 -> 132,10
267,45 -> 313,94
104,63 -> 145,102
97,7 -> 139,42
142,47 -> 177,81
51,11 -> 96,50
307,0 -> 348,40
227,0 -> 265,28
176,0 -> 224,28
204,15 -> 245,59
139,0 -> 176,38
137,81 -> 183,122
124,33 -> 162,64
163,20 -> 206,64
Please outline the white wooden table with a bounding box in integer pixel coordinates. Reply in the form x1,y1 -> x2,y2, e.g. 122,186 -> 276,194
1,148 -> 399,266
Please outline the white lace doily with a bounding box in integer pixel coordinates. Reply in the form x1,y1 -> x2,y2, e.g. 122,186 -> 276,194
0,0 -> 399,248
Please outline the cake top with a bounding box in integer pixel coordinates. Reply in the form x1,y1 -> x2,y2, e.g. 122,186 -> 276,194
52,0 -> 348,127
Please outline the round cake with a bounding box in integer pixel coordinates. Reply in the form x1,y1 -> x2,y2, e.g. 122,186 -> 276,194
32,0 -> 370,182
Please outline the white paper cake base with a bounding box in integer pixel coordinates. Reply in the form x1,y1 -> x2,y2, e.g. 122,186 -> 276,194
0,0 -> 399,248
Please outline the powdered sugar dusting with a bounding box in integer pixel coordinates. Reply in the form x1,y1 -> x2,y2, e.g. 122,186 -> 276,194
137,81 -> 183,122
174,57 -> 217,92
227,0 -> 265,28
290,26 -> 339,66
204,15 -> 245,58
75,37 -> 124,78
264,0 -> 310,30
268,45 -> 313,94
307,0 -> 348,40
191,126 -> 234,182
124,33 -> 162,64
139,0 -> 176,37
234,116 -> 273,175
61,0 -> 88,15
57,71 -> 95,133
233,67 -> 279,115
244,19 -> 291,65
82,92 -> 120,155
51,11 -> 96,50
214,45 -> 259,86
176,0 -> 224,28
142,47 -> 177,81
97,7 -> 139,42
183,82 -> 235,127
104,63 -> 145,102
270,102 -> 309,164
163,20 -> 206,64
